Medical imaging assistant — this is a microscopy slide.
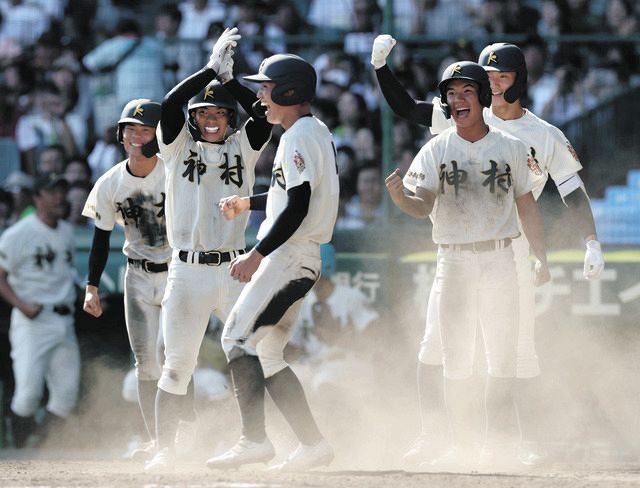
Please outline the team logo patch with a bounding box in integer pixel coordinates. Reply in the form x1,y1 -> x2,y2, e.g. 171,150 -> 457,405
133,104 -> 144,117
527,147 -> 543,176
567,142 -> 580,162
452,64 -> 462,75
293,150 -> 306,173
204,85 -> 214,100
486,51 -> 498,65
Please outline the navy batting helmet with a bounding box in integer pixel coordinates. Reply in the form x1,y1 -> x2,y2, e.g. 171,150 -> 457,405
438,61 -> 491,118
478,43 -> 527,104
117,99 -> 161,157
187,81 -> 238,139
244,54 -> 317,106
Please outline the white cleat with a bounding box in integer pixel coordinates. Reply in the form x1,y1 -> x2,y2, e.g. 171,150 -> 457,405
129,440 -> 156,462
206,436 -> 275,469
144,447 -> 174,473
269,438 -> 334,472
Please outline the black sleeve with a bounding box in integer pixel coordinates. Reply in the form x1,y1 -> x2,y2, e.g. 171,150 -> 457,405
223,78 -> 272,151
87,227 -> 111,287
254,182 -> 310,257
161,68 -> 217,145
564,187 -> 597,240
249,192 -> 268,211
375,64 -> 433,127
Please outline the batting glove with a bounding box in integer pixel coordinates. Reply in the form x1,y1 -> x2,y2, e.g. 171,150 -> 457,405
207,27 -> 241,72
371,34 -> 396,69
216,46 -> 235,84
583,239 -> 604,280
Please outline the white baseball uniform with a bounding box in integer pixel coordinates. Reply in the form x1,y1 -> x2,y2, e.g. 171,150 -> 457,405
157,122 -> 267,395
0,215 -> 80,417
82,158 -> 171,381
405,126 -> 534,379
421,105 -> 582,377
221,115 -> 340,378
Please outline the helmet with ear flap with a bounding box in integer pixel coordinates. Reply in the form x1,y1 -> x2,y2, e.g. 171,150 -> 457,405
117,99 -> 161,156
438,61 -> 492,118
478,42 -> 527,104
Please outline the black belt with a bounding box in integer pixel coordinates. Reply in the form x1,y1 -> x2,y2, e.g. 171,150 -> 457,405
440,238 -> 512,253
178,249 -> 245,266
53,304 -> 72,316
127,258 -> 169,273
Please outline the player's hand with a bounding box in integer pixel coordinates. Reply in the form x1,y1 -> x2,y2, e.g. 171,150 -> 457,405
534,260 -> 551,287
229,249 -> 263,283
83,285 -> 103,317
385,168 -> 405,205
371,34 -> 396,69
207,27 -> 241,72
21,302 -> 43,319
219,195 -> 249,220
583,239 -> 604,280
216,45 -> 235,84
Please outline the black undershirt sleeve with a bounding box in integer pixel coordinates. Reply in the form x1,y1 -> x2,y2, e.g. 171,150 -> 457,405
254,182 -> 310,257
375,65 -> 434,127
223,78 -> 272,150
249,192 -> 268,211
87,227 -> 111,287
161,68 -> 217,145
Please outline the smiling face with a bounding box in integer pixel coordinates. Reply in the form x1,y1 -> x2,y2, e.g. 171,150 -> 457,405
256,81 -> 282,125
122,124 -> 156,157
445,79 -> 484,128
487,71 -> 517,110
192,106 -> 230,142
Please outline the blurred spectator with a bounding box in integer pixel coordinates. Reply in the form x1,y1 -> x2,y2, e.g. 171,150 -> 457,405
604,0 -> 638,36
264,1 -> 311,54
337,163 -> 383,229
154,3 -> 183,89
423,0 -> 483,38
0,0 -> 50,47
0,61 -> 35,137
83,18 -> 165,138
334,90 -> 370,149
540,63 -> 598,124
31,31 -> 63,84
87,123 -> 122,182
36,143 -> 66,174
14,82 -> 85,174
308,0 -> 352,31
65,179 -> 92,228
49,55 -> 91,124
521,37 -> 558,115
2,171 -> 34,223
0,189 -> 14,230
64,155 -> 92,184
177,0 -> 225,41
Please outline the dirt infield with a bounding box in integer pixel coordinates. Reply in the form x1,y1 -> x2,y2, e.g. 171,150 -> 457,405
2,455 -> 640,488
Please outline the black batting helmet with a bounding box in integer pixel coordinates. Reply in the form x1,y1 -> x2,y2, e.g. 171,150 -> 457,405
117,99 -> 161,157
117,99 -> 161,143
187,81 -> 238,139
244,54 -> 317,106
478,43 -> 527,104
438,61 -> 491,117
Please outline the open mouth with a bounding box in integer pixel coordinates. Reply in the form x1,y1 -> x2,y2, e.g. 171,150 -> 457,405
204,127 -> 220,134
455,108 -> 471,116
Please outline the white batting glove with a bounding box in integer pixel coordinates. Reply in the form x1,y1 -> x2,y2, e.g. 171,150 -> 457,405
207,27 -> 241,72
583,239 -> 604,280
371,34 -> 396,69
216,46 -> 235,84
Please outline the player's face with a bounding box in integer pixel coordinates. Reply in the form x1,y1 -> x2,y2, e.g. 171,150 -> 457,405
487,71 -> 516,108
194,106 -> 230,142
445,80 -> 484,128
256,82 -> 281,124
34,185 -> 68,220
122,124 -> 156,157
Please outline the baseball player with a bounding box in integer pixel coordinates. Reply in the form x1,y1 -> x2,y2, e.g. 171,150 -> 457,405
372,36 -> 605,465
144,27 -> 272,472
386,61 -> 550,467
207,53 -> 339,472
82,98 -> 176,460
0,173 -> 80,448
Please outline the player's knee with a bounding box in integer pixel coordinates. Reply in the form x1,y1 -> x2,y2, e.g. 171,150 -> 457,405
135,360 -> 162,381
158,367 -> 191,395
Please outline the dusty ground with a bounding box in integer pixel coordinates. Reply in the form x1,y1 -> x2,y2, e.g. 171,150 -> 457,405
2,451 -> 640,488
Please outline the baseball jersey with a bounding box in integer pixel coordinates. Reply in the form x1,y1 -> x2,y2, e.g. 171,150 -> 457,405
82,159 -> 171,262
404,126 -> 533,244
157,123 -> 266,251
432,101 -> 582,200
0,215 -> 76,305
258,115 -> 339,244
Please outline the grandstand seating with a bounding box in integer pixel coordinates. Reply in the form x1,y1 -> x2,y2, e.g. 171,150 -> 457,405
591,169 -> 640,245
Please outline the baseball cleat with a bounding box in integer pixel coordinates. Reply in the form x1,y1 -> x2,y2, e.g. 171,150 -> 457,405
144,447 -> 175,472
206,436 -> 275,469
269,438 -> 334,472
129,440 -> 156,462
